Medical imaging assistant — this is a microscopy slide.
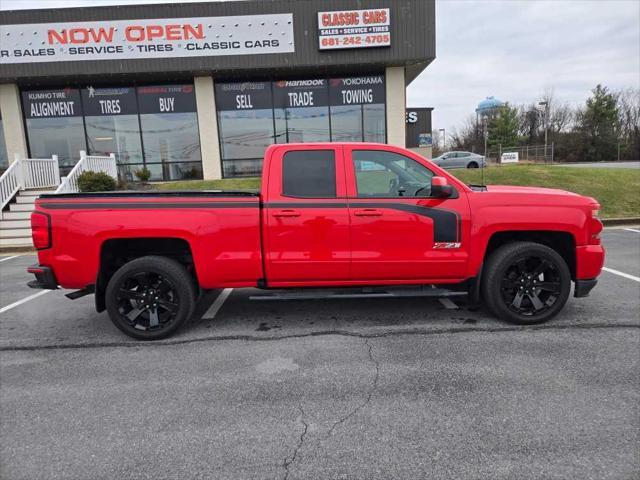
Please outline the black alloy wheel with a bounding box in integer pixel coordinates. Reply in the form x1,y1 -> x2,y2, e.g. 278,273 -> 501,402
106,256 -> 195,340
467,161 -> 479,168
482,242 -> 571,325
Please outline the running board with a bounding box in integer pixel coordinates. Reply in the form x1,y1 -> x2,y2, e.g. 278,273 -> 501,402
249,287 -> 467,302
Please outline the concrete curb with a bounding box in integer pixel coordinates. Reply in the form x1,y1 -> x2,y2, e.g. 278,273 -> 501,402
601,217 -> 640,226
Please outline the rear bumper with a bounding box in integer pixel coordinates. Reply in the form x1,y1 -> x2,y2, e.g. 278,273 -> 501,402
27,265 -> 58,290
574,278 -> 597,298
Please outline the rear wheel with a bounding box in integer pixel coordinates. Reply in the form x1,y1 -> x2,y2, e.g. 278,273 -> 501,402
481,242 -> 571,325
105,256 -> 196,340
467,161 -> 479,168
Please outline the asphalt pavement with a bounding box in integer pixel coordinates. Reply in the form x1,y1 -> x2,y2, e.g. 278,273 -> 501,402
1,229 -> 639,479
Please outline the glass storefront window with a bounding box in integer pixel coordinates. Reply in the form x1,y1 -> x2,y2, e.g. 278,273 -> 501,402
138,85 -> 202,180
216,82 -> 275,177
82,86 -> 143,181
363,104 -> 386,143
329,75 -> 386,143
0,116 -> 7,170
22,88 -> 86,174
273,79 -> 331,144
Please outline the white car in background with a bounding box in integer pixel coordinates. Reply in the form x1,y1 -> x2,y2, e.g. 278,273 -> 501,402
432,151 -> 487,169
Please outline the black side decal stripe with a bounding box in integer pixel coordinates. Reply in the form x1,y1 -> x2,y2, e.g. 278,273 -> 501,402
267,202 -> 460,243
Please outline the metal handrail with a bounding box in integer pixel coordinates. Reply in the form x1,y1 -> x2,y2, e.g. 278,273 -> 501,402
0,154 -> 60,219
56,151 -> 117,194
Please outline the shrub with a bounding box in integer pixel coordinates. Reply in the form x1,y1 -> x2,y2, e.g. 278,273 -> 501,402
77,171 -> 117,192
134,167 -> 152,182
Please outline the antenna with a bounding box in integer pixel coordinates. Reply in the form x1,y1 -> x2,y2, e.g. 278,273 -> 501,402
482,116 -> 487,189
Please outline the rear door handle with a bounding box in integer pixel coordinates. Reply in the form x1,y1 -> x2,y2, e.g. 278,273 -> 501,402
353,208 -> 383,217
273,209 -> 301,218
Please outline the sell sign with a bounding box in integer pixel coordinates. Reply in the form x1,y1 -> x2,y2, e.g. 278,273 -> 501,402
318,8 -> 391,50
0,14 -> 294,64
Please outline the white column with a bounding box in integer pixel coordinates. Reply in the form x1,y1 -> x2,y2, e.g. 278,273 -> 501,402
0,83 -> 28,162
194,76 -> 222,180
385,66 -> 407,148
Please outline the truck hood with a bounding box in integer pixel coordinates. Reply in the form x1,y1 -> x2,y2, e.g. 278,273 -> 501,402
485,185 -> 580,197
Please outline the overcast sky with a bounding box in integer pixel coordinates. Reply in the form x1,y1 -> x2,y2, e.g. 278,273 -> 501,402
1,0 -> 639,133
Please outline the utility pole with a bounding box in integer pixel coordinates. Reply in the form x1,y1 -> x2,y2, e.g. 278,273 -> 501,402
538,101 -> 549,163
439,128 -> 446,150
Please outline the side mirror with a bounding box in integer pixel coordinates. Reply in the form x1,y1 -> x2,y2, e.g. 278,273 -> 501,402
431,176 -> 453,198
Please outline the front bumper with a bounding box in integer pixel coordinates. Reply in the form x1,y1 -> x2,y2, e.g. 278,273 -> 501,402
574,278 -> 597,298
27,265 -> 58,290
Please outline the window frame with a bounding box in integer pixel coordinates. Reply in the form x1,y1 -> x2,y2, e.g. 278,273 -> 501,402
346,147 -> 458,200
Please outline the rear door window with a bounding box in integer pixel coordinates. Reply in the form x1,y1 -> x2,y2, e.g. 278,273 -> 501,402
282,150 -> 337,198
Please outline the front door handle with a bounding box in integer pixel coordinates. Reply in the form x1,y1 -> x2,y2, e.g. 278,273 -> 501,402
273,209 -> 301,218
353,208 -> 383,217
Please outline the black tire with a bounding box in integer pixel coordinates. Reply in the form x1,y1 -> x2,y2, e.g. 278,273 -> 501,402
467,161 -> 479,169
481,242 -> 571,325
105,256 -> 196,340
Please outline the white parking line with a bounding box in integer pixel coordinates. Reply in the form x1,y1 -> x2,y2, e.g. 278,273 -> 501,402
623,228 -> 640,233
438,298 -> 459,310
602,267 -> 640,283
0,290 -> 51,314
202,288 -> 233,320
0,255 -> 22,263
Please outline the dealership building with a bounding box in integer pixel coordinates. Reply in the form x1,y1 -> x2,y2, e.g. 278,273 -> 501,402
0,0 -> 435,180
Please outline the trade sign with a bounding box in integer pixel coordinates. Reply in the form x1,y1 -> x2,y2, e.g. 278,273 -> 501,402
273,79 -> 329,108
318,8 -> 391,50
0,14 -> 294,64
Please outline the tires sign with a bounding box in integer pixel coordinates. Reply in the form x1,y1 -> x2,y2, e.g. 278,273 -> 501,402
318,8 -> 390,50
0,14 -> 294,64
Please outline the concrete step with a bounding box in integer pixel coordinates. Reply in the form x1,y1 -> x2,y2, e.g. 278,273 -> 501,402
0,228 -> 31,239
1,211 -> 31,220
8,203 -> 35,212
0,236 -> 33,247
0,219 -> 30,229
16,196 -> 37,204
19,189 -> 56,197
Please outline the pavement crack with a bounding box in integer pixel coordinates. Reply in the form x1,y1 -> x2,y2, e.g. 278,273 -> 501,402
326,337 -> 380,437
282,405 -> 308,480
1,322 -> 638,352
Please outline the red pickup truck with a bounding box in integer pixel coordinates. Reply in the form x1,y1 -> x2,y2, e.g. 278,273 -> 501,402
27,143 -> 604,339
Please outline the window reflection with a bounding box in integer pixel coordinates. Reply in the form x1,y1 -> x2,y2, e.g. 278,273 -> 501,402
25,117 -> 87,175
85,115 -> 143,165
274,106 -> 331,143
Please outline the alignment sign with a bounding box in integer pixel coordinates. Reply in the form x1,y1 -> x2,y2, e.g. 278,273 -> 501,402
0,14 -> 294,64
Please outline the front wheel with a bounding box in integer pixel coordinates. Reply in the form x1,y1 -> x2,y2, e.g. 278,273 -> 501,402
105,256 -> 196,340
481,242 -> 571,325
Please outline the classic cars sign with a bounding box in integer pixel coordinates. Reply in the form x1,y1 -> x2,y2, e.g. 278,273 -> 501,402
317,8 -> 390,50
0,13 -> 294,64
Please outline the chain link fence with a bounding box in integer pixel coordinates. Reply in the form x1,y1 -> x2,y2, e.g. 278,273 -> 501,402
485,144 -> 555,164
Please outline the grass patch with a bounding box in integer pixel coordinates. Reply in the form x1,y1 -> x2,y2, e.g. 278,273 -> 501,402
150,165 -> 640,219
152,177 -> 261,191
450,165 -> 640,218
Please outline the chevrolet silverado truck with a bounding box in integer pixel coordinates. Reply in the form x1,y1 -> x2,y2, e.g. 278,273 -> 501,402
27,143 -> 605,340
